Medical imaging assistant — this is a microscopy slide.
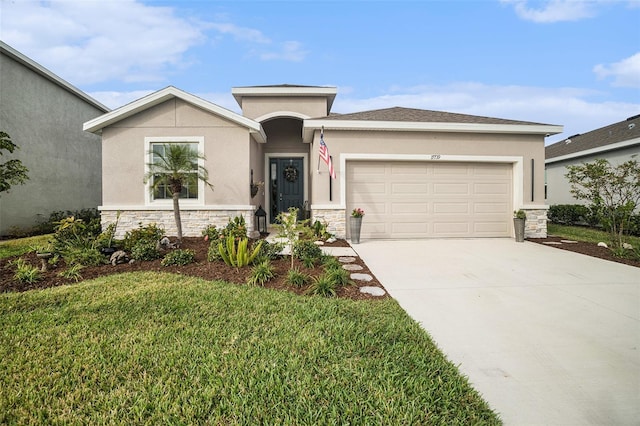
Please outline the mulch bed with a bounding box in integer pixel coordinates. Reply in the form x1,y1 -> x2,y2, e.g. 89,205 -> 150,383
0,237 -> 388,300
528,236 -> 640,268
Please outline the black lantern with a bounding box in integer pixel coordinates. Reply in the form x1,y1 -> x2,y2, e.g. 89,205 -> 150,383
255,205 -> 267,235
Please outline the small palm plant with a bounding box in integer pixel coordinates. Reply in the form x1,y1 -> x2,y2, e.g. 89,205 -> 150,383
144,144 -> 213,242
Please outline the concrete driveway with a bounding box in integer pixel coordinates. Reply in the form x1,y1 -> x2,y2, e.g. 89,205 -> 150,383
352,239 -> 639,426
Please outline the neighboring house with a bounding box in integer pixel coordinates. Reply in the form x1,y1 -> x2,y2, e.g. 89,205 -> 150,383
84,85 -> 561,240
545,114 -> 640,206
0,41 -> 109,236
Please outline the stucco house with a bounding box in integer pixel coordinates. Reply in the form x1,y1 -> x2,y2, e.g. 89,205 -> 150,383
83,84 -> 562,240
0,41 -> 109,236
545,114 -> 640,206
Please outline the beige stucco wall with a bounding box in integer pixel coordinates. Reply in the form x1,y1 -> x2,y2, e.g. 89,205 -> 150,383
310,130 -> 546,209
239,97 -> 328,120
101,98 -> 253,207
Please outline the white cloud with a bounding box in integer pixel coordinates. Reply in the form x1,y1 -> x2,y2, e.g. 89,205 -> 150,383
258,41 -> 309,62
1,0 -> 206,85
594,53 -> 640,88
209,23 -> 271,44
332,83 -> 640,144
501,0 -> 597,23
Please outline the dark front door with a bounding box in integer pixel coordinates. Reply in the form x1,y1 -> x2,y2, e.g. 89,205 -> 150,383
269,157 -> 304,223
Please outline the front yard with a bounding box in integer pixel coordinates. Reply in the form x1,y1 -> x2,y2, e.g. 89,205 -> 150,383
0,272 -> 500,425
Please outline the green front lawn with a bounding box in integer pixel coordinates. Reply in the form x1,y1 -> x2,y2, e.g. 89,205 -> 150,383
547,223 -> 640,247
0,234 -> 52,260
0,272 -> 500,425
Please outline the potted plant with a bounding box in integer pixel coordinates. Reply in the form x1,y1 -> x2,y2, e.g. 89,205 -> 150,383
513,209 -> 526,242
350,208 -> 365,244
250,180 -> 264,198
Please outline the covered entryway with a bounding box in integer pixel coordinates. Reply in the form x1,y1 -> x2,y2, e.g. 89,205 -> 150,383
268,157 -> 305,222
346,161 -> 513,239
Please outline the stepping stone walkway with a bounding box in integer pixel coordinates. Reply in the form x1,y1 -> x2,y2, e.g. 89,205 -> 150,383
338,256 -> 357,263
351,273 -> 373,282
359,286 -> 386,297
342,264 -> 363,271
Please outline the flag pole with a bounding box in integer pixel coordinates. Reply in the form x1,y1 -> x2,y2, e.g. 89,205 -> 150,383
329,155 -> 333,201
317,126 -> 323,173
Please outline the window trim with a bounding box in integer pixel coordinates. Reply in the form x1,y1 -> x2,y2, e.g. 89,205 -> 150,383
144,136 -> 206,206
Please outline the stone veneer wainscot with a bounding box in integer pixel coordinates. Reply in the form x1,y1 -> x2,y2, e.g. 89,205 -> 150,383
312,208 -> 346,239
101,208 -> 257,239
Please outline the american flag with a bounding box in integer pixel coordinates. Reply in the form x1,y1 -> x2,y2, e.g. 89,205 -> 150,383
319,130 -> 336,179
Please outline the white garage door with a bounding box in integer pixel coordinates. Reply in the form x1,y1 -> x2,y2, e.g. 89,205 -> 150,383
346,161 -> 513,239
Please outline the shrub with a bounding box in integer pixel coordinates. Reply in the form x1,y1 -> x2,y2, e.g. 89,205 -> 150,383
10,259 -> 42,284
53,216 -> 98,253
286,267 -> 310,288
161,249 -> 196,266
256,240 -> 284,261
207,240 -> 222,262
201,225 -> 220,242
123,223 -> 164,252
61,247 -> 105,267
293,240 -> 323,261
220,216 -> 247,240
629,214 -> 640,237
247,260 -> 276,286
37,208 -> 100,234
58,264 -> 84,282
548,204 -> 590,225
305,274 -> 337,297
131,242 -> 162,261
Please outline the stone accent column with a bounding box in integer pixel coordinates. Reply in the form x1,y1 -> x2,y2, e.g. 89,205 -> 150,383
312,208 -> 346,239
523,208 -> 548,239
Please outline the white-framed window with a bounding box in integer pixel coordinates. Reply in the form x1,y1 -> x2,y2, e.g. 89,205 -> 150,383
144,136 -> 206,206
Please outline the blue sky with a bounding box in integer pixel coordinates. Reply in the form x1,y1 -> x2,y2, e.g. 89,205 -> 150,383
1,0 -> 639,144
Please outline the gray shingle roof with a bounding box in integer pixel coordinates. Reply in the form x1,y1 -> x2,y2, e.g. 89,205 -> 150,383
322,106 -> 551,126
546,114 -> 640,160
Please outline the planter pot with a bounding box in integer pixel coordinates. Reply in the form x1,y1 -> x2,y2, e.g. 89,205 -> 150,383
350,216 -> 363,244
513,218 -> 525,242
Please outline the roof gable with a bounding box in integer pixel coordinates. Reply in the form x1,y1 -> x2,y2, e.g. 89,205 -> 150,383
546,114 -> 640,161
83,86 -> 266,142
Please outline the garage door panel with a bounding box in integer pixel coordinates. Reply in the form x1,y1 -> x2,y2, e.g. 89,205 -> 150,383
473,164 -> 511,176
474,183 -> 510,195
391,183 -> 428,194
433,183 -> 470,195
392,202 -> 429,214
351,182 -> 387,195
433,222 -> 471,235
432,164 -> 469,175
474,203 -> 509,213
433,202 -> 469,214
347,161 -> 512,239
